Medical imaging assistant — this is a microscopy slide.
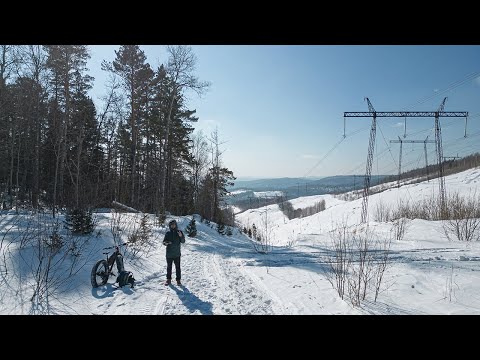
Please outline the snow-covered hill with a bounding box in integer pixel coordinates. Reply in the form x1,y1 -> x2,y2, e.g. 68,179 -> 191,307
1,167 -> 480,314
236,167 -> 480,246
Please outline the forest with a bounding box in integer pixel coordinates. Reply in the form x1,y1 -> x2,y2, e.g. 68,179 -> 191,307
0,45 -> 235,226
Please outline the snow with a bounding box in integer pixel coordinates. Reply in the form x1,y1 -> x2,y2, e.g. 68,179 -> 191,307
231,205 -> 243,214
2,167 -> 480,314
229,189 -> 250,195
253,191 -> 284,198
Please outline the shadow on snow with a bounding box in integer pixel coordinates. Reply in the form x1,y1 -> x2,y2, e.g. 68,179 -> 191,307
169,284 -> 213,315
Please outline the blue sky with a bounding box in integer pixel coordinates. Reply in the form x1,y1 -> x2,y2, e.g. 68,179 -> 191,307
87,45 -> 480,179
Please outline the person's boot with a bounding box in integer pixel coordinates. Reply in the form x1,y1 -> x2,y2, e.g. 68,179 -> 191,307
176,280 -> 182,286
164,279 -> 171,286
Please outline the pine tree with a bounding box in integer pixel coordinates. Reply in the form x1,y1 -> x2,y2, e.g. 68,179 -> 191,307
102,45 -> 154,208
185,217 -> 197,237
64,208 -> 95,234
248,228 -> 252,238
129,213 -> 152,245
216,222 -> 225,235
44,45 -> 93,217
252,223 -> 257,239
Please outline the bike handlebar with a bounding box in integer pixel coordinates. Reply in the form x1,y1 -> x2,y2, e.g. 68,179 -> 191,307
102,242 -> 128,250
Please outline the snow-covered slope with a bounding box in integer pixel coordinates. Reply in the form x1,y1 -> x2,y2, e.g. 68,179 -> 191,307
236,167 -> 480,245
1,167 -> 480,314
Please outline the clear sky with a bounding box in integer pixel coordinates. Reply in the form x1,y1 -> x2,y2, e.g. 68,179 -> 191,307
87,45 -> 480,179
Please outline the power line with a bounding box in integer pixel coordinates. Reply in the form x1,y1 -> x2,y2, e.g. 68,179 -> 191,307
296,70 -> 479,214
302,125 -> 370,178
401,71 -> 480,111
303,136 -> 345,178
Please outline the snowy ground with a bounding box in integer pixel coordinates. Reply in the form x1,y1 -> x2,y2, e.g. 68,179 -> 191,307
253,191 -> 284,198
229,189 -> 250,195
1,167 -> 480,314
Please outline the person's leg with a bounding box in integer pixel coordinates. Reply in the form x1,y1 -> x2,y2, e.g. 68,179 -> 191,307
166,257 -> 174,280
174,257 -> 181,282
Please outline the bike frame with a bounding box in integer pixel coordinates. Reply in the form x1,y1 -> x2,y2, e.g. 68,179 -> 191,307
104,244 -> 126,277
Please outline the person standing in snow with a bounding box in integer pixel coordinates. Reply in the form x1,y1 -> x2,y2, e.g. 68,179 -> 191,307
163,219 -> 185,285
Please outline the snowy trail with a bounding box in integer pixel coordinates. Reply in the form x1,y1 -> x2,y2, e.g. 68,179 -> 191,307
89,227 -> 276,315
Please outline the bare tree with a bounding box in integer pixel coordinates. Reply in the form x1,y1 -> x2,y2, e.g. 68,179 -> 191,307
191,130 -> 209,211
373,233 -> 392,302
22,46 -> 48,209
0,45 -> 21,88
253,207 -> 273,254
326,220 -> 351,300
159,45 -> 210,218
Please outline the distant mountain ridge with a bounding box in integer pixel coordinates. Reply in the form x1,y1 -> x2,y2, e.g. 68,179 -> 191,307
231,177 -> 317,190
227,175 -> 388,210
230,175 -> 386,192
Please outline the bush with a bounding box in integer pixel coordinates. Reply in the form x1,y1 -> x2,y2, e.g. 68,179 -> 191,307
392,217 -> 410,241
326,221 -> 392,306
374,200 -> 391,222
443,192 -> 480,242
45,224 -> 64,253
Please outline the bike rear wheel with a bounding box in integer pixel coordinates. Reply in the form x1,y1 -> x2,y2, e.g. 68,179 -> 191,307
91,260 -> 109,287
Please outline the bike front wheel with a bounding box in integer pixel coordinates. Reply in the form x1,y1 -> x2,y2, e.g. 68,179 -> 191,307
91,260 -> 109,288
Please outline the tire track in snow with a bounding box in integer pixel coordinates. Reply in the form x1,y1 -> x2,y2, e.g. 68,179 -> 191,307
92,230 -> 279,315
160,233 -> 276,315
210,251 -> 274,315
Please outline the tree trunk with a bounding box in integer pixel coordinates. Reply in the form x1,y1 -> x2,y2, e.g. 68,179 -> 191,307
52,144 -> 60,218
159,91 -> 176,215
15,129 -> 21,212
32,97 -> 40,209
58,61 -> 70,209
75,120 -> 84,208
130,72 -> 136,207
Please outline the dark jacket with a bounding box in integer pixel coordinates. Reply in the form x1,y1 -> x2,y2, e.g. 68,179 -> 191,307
163,229 -> 185,258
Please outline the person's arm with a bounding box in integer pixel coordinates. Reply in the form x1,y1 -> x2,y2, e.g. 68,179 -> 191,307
178,230 -> 185,243
163,232 -> 171,245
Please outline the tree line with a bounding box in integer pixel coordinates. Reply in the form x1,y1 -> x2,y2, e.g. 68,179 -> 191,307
384,152 -> 480,184
0,45 -> 235,226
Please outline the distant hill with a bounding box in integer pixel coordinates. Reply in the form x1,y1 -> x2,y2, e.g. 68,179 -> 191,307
230,175 -> 386,193
231,178 -> 316,190
309,175 -> 386,188
227,175 -> 388,210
